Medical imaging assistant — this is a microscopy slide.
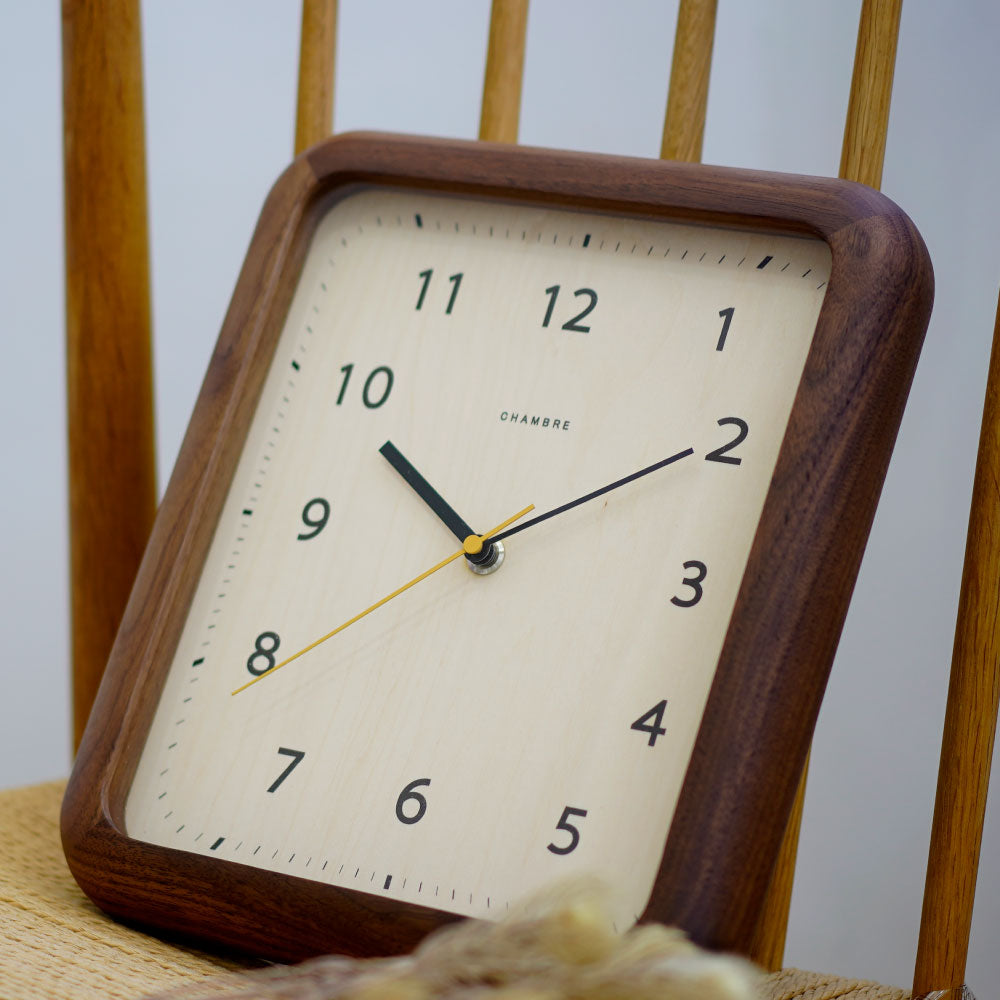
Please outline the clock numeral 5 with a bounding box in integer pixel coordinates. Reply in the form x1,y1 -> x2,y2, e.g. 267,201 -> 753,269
336,363 -> 395,409
631,699 -> 668,746
542,285 -> 598,332
670,560 -> 707,608
705,417 -> 748,465
415,268 -> 463,314
396,778 -> 431,825
267,747 -> 305,793
247,631 -> 281,676
297,497 -> 331,540
547,806 -> 588,855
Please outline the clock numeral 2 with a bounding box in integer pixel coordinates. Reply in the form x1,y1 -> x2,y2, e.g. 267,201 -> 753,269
547,806 -> 588,855
416,268 -> 463,314
670,560 -> 707,608
268,747 -> 305,792
705,417 -> 748,465
542,285 -> 598,332
396,778 -> 431,825
336,363 -> 395,409
631,700 -> 668,746
247,631 -> 281,676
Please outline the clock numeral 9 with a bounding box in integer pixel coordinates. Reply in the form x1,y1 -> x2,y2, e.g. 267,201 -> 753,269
247,631 -> 281,676
670,560 -> 707,608
336,363 -> 395,409
415,268 -> 463,314
297,498 -> 331,540
631,699 -> 668,746
542,285 -> 598,332
395,778 -> 431,825
267,747 -> 305,792
547,806 -> 587,855
705,417 -> 748,465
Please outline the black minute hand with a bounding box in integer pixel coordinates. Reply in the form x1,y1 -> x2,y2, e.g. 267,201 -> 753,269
486,447 -> 695,545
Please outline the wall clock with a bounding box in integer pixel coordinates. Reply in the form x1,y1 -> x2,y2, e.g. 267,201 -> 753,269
61,133 -> 932,962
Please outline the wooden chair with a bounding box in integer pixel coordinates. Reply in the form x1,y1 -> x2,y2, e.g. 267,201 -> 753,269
0,1 -> 994,997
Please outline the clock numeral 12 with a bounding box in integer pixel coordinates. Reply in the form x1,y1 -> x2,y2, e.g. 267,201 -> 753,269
547,806 -> 588,855
267,747 -> 305,792
542,285 -> 598,332
416,269 -> 463,314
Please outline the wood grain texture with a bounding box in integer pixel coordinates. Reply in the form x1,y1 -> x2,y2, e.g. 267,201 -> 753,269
839,0 -> 902,188
479,0 -> 529,143
912,293 -> 1000,997
62,0 -> 156,750
62,133 -> 932,962
660,0 -> 717,163
294,0 -> 337,155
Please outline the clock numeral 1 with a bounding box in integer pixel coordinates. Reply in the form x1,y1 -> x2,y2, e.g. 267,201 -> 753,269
297,497 -> 331,540
547,806 -> 587,855
416,268 -> 463,314
631,699 -> 668,746
395,778 -> 431,825
246,631 -> 281,676
336,363 -> 395,409
267,747 -> 305,793
705,417 -> 748,465
717,306 -> 735,351
541,285 -> 598,332
670,560 -> 707,608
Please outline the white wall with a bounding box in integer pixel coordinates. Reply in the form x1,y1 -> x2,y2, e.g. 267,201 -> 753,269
0,0 -> 996,991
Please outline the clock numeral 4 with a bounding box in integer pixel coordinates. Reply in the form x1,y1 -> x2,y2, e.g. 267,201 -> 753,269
705,417 -> 748,465
396,778 -> 431,825
631,699 -> 668,747
415,268 -> 463,314
542,285 -> 598,332
247,631 -> 281,676
670,560 -> 707,608
336,363 -> 395,409
267,747 -> 305,793
297,497 -> 331,540
547,806 -> 588,855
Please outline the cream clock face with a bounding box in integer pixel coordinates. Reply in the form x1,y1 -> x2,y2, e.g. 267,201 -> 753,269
125,187 -> 830,930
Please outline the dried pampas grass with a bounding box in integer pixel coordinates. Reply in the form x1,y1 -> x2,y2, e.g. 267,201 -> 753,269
147,882 -> 759,1000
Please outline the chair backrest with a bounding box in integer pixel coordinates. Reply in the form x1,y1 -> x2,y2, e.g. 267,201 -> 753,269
61,3 -> 998,997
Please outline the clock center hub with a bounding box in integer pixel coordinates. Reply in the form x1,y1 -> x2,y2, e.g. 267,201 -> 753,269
465,538 -> 505,575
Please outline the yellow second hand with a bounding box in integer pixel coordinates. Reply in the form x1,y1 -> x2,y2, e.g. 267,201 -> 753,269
231,503 -> 534,695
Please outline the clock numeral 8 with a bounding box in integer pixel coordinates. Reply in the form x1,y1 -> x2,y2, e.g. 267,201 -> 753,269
247,631 -> 281,676
395,778 -> 431,825
547,806 -> 588,855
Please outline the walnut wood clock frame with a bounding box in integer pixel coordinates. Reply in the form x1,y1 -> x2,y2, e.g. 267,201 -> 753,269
62,132 -> 932,963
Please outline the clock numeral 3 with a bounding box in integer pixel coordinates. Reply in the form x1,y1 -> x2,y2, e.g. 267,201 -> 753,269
415,268 -> 463,314
297,497 -> 331,540
542,285 -> 598,332
670,560 -> 707,608
336,363 -> 395,409
705,417 -> 748,465
267,747 -> 305,792
631,699 -> 668,746
395,778 -> 431,825
547,806 -> 588,855
246,631 -> 281,676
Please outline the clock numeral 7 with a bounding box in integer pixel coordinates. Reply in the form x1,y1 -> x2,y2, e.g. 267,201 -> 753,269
267,747 -> 305,793
415,268 -> 463,314
547,806 -> 588,855
542,285 -> 598,332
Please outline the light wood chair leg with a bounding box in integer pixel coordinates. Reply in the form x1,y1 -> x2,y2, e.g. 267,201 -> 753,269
479,0 -> 529,144
295,0 -> 337,156
63,0 -> 156,751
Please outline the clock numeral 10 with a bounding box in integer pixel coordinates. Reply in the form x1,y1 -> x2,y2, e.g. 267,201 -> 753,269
336,363 -> 395,409
542,285 -> 598,332
267,747 -> 305,792
631,700 -> 668,746
415,269 -> 463,314
547,806 -> 588,855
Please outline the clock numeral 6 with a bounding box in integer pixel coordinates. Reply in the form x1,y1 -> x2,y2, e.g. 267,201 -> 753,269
631,699 -> 668,746
247,631 -> 281,676
336,363 -> 395,409
395,778 -> 431,825
547,806 -> 588,855
670,560 -> 707,608
542,285 -> 598,332
705,416 -> 748,465
297,497 -> 331,540
267,747 -> 305,793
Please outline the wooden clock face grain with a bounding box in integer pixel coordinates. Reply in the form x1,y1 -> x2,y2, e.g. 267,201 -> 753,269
124,187 -> 831,929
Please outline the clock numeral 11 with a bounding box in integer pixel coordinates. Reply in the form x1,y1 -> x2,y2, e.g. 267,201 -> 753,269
415,269 -> 463,314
